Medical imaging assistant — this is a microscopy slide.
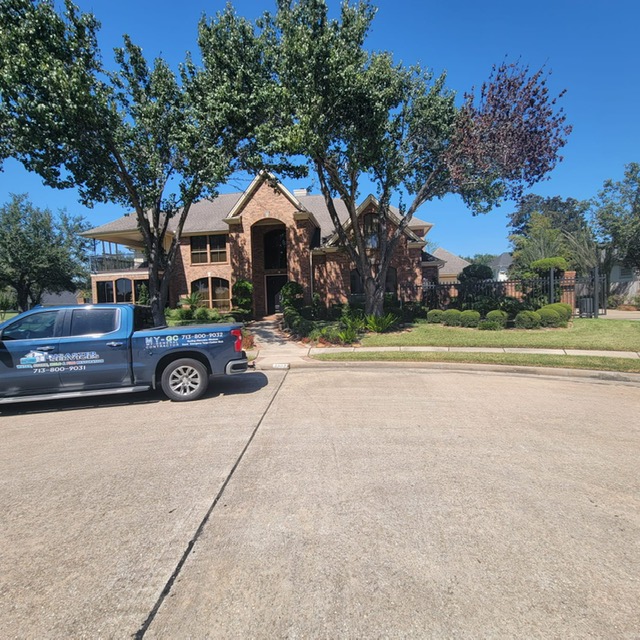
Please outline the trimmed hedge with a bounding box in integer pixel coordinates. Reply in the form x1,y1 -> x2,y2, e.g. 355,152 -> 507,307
459,310 -> 481,328
537,307 -> 564,328
478,320 -> 502,331
543,302 -> 572,322
442,309 -> 462,326
426,309 -> 444,323
515,310 -> 542,329
486,309 -> 508,328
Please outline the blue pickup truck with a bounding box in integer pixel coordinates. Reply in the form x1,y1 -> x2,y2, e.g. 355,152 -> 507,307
0,304 -> 249,404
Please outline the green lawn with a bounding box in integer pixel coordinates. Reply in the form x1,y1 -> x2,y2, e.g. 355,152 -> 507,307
313,351 -> 640,374
360,318 -> 640,352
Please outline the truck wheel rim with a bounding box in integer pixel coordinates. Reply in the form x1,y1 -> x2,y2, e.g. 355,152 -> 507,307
169,365 -> 201,396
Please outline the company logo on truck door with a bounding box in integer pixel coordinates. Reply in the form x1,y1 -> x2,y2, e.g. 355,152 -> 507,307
18,350 -> 104,370
145,333 -> 224,349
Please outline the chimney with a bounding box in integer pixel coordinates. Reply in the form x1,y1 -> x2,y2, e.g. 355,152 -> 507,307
293,188 -> 309,197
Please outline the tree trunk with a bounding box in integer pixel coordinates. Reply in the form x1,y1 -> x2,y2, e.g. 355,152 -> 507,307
364,277 -> 385,316
16,286 -> 29,313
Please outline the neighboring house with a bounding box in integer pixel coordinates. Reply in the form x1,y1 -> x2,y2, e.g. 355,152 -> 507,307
82,173 -> 438,317
489,252 -> 513,281
430,248 -> 471,283
609,263 -> 640,301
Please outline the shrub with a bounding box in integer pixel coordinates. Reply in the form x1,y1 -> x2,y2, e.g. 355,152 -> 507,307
486,309 -> 508,327
279,281 -> 305,310
530,256 -> 568,275
426,309 -> 444,323
442,309 -> 462,327
500,296 -> 526,319
515,310 -> 541,329
232,279 -> 253,308
282,306 -> 313,337
136,283 -> 150,306
545,302 -> 572,322
341,314 -> 365,333
365,312 -> 398,333
177,307 -> 194,321
179,291 -> 204,311
537,307 -> 564,328
337,327 -> 359,344
459,310 -> 481,328
478,320 -> 502,331
194,307 -> 210,323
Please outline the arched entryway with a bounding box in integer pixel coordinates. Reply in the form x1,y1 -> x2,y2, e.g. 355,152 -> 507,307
251,220 -> 288,317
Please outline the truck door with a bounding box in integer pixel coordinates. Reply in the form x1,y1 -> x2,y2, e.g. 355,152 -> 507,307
0,309 -> 63,397
58,307 -> 133,390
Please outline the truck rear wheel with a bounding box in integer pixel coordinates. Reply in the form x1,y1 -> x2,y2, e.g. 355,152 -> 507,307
161,358 -> 209,402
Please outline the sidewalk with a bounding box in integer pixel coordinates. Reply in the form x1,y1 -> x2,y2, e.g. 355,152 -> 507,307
249,317 -> 640,370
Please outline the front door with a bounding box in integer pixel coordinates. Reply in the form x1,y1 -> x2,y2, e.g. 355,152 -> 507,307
266,275 -> 288,315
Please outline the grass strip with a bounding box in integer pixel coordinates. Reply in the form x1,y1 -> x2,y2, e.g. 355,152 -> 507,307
312,350 -> 640,373
360,318 -> 640,352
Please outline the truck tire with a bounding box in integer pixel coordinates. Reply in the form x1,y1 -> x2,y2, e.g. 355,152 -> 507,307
161,358 -> 209,402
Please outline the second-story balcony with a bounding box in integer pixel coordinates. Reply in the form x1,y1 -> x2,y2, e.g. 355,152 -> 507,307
89,252 -> 147,273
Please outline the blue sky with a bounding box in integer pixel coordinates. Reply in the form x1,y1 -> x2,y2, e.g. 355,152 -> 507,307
1,0 -> 638,257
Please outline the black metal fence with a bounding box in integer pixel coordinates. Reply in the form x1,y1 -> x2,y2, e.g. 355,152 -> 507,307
423,274 -> 607,317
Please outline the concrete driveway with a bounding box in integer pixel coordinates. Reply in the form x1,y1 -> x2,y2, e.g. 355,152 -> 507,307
1,367 -> 639,638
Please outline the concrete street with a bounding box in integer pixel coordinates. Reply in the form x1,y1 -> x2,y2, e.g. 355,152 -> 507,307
1,367 -> 639,638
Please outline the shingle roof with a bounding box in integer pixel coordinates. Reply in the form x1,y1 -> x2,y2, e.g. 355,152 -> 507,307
84,183 -> 432,245
432,248 -> 471,277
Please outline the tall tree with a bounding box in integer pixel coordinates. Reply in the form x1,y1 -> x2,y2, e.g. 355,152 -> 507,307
592,162 -> 640,270
460,253 -> 498,267
265,0 -> 571,315
0,194 -> 90,311
0,0 -> 272,325
508,194 -> 589,237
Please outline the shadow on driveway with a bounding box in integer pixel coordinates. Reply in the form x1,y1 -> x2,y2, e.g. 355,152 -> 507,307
0,371 -> 269,417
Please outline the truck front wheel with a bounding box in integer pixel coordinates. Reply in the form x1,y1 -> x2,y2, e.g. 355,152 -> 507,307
161,358 -> 209,402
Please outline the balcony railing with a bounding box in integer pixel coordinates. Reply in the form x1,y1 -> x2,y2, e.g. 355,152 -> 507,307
89,253 -> 147,273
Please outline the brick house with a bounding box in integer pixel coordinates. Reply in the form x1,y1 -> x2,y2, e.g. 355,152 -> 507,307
84,173 -> 439,317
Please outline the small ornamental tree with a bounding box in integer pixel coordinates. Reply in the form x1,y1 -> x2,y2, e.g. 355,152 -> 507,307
265,0 -> 571,316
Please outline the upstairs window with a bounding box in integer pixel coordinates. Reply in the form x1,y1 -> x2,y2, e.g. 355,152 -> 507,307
363,213 -> 379,249
190,235 -> 227,264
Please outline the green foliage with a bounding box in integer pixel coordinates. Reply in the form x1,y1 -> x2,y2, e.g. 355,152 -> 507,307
365,313 -> 398,333
544,302 -> 573,322
194,306 -> 211,323
459,310 -> 481,328
442,309 -> 462,326
460,253 -> 498,267
179,291 -> 204,311
282,306 -> 313,337
232,279 -> 254,315
486,309 -> 508,327
0,287 -> 17,319
136,283 -> 150,306
458,264 -> 494,282
478,320 -> 503,331
593,162 -> 640,271
0,0 -> 271,325
0,194 -> 90,311
530,256 -> 568,274
427,309 -> 445,323
177,307 -> 194,321
266,0 -> 570,316
279,281 -> 305,310
537,307 -> 563,328
508,194 -> 588,237
515,310 -> 542,329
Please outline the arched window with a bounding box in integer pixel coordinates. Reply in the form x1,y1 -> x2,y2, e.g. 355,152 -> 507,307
190,277 -> 230,310
115,278 -> 132,302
